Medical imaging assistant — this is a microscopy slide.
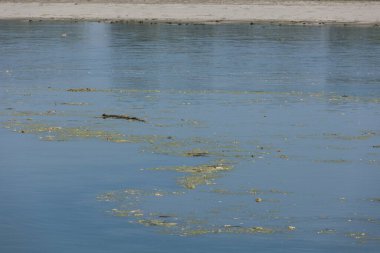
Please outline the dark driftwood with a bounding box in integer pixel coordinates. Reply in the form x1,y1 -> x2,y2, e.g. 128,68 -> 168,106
101,113 -> 146,122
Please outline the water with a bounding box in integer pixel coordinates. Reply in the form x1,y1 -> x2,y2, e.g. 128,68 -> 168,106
0,21 -> 380,252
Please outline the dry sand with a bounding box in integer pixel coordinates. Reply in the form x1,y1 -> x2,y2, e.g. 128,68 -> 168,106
0,1 -> 379,25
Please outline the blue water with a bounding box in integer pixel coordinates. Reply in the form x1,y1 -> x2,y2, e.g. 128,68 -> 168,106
0,21 -> 380,252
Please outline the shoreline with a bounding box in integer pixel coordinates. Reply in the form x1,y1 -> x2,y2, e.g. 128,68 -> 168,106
0,2 -> 380,25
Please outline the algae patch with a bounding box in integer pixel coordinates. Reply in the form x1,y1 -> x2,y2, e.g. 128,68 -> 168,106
138,219 -> 177,227
4,122 -> 127,142
152,161 -> 232,190
317,228 -> 336,235
184,148 -> 209,157
111,209 -> 144,217
180,225 -> 276,236
67,88 -> 97,92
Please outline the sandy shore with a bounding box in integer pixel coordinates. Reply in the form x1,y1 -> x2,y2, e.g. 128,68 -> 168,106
0,1 -> 379,24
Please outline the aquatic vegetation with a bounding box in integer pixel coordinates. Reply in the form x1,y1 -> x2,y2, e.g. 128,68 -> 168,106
153,162 -> 232,174
138,219 -> 177,227
67,88 -> 96,92
184,148 -> 209,157
323,131 -> 378,141
346,232 -> 368,240
317,229 -> 336,234
2,121 -> 174,144
10,110 -> 63,117
61,102 -> 89,106
152,161 -> 232,190
277,154 -> 289,160
146,136 -> 247,159
250,189 -> 290,195
111,209 -> 144,217
4,122 -> 127,142
178,173 -> 218,189
180,225 -> 276,236
2,84 -> 379,241
97,189 -> 183,202
314,159 -> 351,164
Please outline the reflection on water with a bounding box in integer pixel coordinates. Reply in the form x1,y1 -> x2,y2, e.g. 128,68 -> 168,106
0,21 -> 380,253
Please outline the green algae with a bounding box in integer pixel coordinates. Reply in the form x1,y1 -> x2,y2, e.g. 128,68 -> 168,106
346,232 -> 368,241
345,232 -> 380,243
111,209 -> 144,217
184,148 -> 209,157
67,88 -> 97,92
4,85 -> 378,240
317,228 -> 336,235
10,110 -> 63,117
3,121 -> 173,144
180,225 -> 275,236
314,159 -> 351,164
138,219 -> 177,227
61,102 -> 89,106
151,161 -> 232,189
97,189 -> 184,202
178,173 -> 219,190
143,136 -> 243,158
153,162 -> 232,174
250,188 -> 290,195
323,131 -> 378,141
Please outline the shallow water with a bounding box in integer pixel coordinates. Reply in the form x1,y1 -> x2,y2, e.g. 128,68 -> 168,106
0,21 -> 380,252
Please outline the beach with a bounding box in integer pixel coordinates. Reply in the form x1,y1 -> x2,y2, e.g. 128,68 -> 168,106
0,1 -> 379,24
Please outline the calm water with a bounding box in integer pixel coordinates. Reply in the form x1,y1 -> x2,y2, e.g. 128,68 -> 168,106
0,21 -> 380,252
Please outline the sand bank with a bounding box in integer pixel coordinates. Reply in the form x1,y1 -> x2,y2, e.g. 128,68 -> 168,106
0,1 -> 379,24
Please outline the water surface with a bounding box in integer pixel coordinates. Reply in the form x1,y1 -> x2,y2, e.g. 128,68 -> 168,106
0,21 -> 380,252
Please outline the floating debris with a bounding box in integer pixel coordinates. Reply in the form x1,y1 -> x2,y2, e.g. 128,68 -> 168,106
101,113 -> 146,123
287,226 -> 296,231
255,197 -> 263,203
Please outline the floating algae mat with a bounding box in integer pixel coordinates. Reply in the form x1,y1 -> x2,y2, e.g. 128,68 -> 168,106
2,120 -> 171,144
150,161 -> 233,190
3,121 -> 128,142
97,186 -> 289,236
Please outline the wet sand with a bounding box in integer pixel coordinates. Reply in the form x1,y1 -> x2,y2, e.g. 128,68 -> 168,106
0,1 -> 379,24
